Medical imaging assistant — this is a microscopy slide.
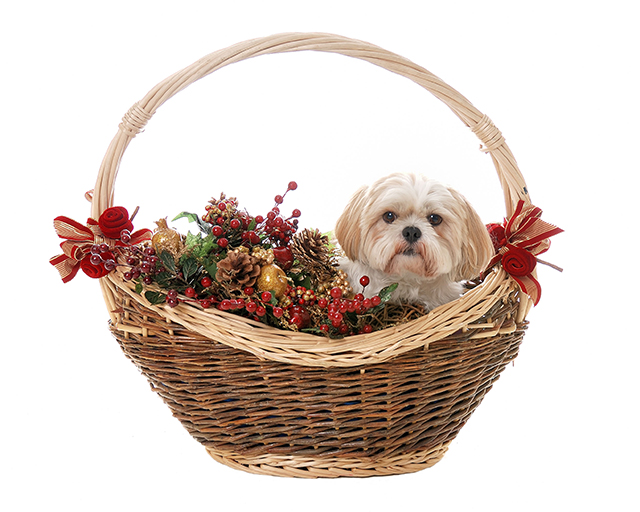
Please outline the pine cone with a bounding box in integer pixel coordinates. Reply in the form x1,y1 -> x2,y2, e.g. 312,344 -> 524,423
290,228 -> 336,283
215,251 -> 261,291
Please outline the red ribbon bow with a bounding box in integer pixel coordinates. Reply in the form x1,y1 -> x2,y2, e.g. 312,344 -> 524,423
486,200 -> 563,306
50,214 -> 151,283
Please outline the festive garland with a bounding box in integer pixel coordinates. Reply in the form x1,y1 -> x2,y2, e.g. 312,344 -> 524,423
51,182 -> 562,337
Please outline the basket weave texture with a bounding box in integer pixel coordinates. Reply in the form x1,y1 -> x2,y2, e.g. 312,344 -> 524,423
94,33 -> 533,478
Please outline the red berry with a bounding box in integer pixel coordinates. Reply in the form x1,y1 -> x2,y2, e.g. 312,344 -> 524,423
330,287 -> 342,299
371,295 -> 382,306
201,277 -> 213,287
256,306 -> 267,317
354,293 -> 364,302
318,298 -> 328,309
201,299 -> 212,309
216,216 -> 225,225
339,324 -> 349,335
244,287 -> 255,296
245,301 -> 258,313
167,289 -> 178,299
291,209 -> 301,218
273,306 -> 284,318
230,219 -> 241,229
359,275 -> 370,287
274,195 -> 284,204
261,291 -> 273,303
363,298 -> 372,309
185,287 -> 197,298
288,181 -> 297,191
255,215 -> 264,224
220,299 -> 232,311
320,324 -> 329,333
217,238 -> 229,248
212,225 -> 223,237
218,202 -> 227,211
362,324 -> 373,333
289,305 -> 310,328
123,271 -> 133,281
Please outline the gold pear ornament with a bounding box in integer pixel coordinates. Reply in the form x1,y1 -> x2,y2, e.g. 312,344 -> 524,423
152,218 -> 182,258
256,264 -> 289,299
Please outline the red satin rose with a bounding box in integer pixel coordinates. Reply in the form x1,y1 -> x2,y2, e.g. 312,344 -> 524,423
486,223 -> 507,252
80,253 -> 112,279
98,207 -> 133,239
501,246 -> 537,277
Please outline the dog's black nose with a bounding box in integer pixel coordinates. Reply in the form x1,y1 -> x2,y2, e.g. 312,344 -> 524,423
402,226 -> 422,244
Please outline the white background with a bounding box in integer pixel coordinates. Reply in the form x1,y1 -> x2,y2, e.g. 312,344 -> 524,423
2,1 -> 638,511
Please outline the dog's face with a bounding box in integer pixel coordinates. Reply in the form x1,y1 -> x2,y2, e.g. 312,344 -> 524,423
335,173 -> 493,281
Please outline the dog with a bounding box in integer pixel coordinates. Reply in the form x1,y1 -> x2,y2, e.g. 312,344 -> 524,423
335,173 -> 494,311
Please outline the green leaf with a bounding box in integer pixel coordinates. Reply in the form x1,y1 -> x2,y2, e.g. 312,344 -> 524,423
173,211 -> 211,234
154,271 -> 173,288
204,258 -> 218,279
134,282 -> 143,294
144,291 -> 166,305
184,230 -> 202,248
181,257 -> 199,282
172,211 -> 201,224
378,283 -> 399,303
158,250 -> 176,273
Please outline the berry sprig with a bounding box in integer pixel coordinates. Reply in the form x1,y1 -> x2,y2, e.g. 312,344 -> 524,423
256,181 -> 301,247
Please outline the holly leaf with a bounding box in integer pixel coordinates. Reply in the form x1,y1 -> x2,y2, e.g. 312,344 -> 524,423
144,291 -> 166,305
181,257 -> 199,283
154,271 -> 173,288
158,250 -> 176,273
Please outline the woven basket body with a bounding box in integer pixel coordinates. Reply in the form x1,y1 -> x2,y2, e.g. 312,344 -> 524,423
94,33 -> 533,478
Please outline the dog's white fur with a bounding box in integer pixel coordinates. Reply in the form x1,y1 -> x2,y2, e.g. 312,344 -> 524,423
335,173 -> 494,311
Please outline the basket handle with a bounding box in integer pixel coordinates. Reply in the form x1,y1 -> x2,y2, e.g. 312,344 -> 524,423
91,32 -> 529,220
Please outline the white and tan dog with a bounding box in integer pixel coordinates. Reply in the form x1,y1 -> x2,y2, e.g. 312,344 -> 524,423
335,173 -> 494,311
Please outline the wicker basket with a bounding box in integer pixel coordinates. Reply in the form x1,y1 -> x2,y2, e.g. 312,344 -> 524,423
93,33 -> 534,478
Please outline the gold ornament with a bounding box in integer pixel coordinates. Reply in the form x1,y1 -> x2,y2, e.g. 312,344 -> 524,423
152,218 -> 182,257
256,264 -> 289,299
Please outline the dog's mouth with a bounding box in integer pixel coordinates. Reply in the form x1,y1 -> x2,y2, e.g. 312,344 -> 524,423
384,242 -> 438,278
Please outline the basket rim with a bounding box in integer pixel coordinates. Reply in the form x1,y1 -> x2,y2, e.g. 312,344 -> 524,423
107,264 -> 522,367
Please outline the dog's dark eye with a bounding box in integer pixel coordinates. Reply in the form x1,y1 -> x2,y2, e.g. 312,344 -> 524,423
382,211 -> 397,224
428,214 -> 443,226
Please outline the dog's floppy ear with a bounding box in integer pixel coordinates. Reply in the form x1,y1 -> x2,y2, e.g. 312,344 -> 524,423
335,185 -> 368,261
449,189 -> 494,281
